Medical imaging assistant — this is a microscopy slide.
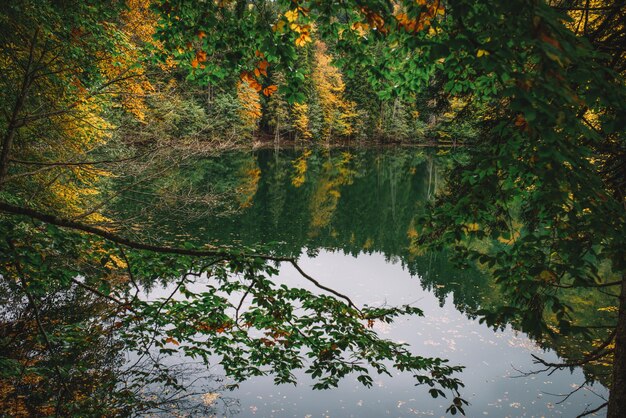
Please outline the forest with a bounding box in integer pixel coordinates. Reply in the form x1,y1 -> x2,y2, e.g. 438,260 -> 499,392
0,0 -> 624,417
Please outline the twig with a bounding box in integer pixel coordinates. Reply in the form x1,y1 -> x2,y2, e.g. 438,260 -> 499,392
118,246 -> 141,303
19,281 -> 68,388
531,328 -> 616,369
235,279 -> 256,324
9,148 -> 157,167
551,279 -> 623,289
0,165 -> 59,184
542,379 -> 590,405
69,277 -> 136,313
7,239 -> 70,397
289,259 -> 360,311
576,401 -> 608,417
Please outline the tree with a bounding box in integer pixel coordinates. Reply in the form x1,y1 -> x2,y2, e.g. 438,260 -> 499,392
151,0 -> 625,415
311,42 -> 356,140
1,0 -> 624,415
0,3 -> 468,413
265,71 -> 292,143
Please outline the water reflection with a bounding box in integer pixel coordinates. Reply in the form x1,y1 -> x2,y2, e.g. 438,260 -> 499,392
0,278 -> 235,416
113,147 -> 609,417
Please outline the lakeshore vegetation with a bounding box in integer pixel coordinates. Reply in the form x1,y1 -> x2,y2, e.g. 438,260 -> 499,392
0,0 -> 624,416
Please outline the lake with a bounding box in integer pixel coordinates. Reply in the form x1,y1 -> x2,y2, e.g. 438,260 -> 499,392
114,147 -> 609,417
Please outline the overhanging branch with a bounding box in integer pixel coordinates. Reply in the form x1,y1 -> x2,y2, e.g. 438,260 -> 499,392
0,200 -> 359,309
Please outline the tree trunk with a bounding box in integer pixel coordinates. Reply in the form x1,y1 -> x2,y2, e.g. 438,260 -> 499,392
607,275 -> 626,418
274,117 -> 280,151
0,31 -> 38,184
0,73 -> 32,184
0,124 -> 18,184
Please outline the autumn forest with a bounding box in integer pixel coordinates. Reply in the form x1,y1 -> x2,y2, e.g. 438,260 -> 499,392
0,0 -> 624,417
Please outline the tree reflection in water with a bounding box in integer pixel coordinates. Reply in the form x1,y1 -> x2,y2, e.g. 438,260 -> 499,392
1,147 -> 613,416
115,147 -> 613,387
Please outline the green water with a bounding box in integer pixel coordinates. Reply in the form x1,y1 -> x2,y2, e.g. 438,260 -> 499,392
113,147 -> 609,417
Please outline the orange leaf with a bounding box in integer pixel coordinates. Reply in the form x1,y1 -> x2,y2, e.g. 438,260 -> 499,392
539,32 -> 561,49
514,114 -> 528,131
164,336 -> 180,346
196,50 -> 207,62
70,27 -> 83,39
191,58 -> 199,68
295,33 -> 311,47
248,79 -> 262,92
197,30 -> 206,39
262,85 -> 278,96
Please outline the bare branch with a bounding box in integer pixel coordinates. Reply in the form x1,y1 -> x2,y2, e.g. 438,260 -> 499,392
235,279 -> 256,324
289,259 -> 359,311
542,379 -> 591,405
531,328 -> 617,369
9,148 -> 158,167
576,401 -> 608,417
551,279 -> 624,289
69,277 -> 136,313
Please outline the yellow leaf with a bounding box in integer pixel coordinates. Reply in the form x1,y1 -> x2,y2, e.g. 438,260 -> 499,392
285,9 -> 298,22
108,254 -> 128,269
538,270 -> 556,282
272,19 -> 286,32
477,49 -> 490,57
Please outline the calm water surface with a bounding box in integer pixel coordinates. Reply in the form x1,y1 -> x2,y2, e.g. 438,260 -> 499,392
118,147 -> 608,417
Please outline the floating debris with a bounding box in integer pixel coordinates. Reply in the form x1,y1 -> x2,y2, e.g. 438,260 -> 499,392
202,392 -> 220,406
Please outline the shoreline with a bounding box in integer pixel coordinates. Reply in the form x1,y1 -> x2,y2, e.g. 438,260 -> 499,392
167,135 -> 465,156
